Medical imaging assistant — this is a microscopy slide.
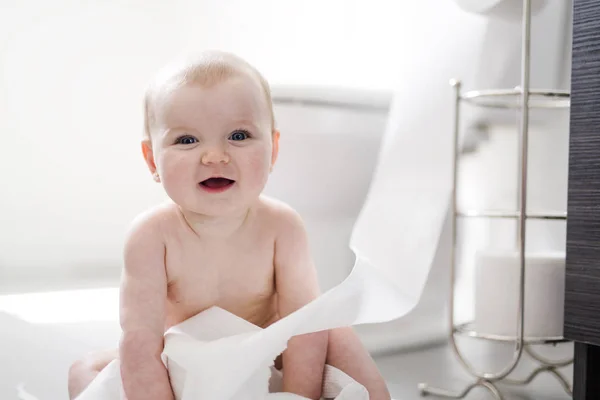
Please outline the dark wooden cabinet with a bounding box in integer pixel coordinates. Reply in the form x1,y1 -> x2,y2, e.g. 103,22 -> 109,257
565,0 -> 600,398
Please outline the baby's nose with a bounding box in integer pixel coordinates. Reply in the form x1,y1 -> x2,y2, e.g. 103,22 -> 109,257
201,148 -> 230,165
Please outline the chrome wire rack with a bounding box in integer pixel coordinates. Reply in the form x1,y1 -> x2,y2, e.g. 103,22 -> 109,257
417,1 -> 572,399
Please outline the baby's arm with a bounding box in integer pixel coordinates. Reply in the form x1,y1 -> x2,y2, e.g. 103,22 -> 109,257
119,215 -> 174,400
274,207 -> 329,399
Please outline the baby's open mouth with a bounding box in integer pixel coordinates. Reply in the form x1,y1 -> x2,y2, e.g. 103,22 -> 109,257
199,177 -> 235,191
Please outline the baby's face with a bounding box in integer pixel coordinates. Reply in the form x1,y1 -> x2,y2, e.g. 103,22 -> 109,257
147,76 -> 277,217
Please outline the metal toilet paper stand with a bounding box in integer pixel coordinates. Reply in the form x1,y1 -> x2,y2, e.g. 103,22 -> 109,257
418,1 -> 572,398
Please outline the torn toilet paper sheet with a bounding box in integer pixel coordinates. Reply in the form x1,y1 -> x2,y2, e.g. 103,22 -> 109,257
75,254 -> 426,400
76,308 -> 369,400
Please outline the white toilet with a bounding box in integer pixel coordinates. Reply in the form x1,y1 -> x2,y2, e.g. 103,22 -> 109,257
264,85 -> 391,291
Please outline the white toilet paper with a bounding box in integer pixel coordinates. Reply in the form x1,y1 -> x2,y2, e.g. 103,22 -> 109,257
473,250 -> 566,338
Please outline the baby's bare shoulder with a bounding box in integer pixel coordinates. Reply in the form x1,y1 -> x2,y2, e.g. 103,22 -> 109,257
257,195 -> 303,225
257,195 -> 306,238
125,201 -> 179,241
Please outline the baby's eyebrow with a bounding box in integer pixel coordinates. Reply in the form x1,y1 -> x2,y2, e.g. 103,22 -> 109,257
163,126 -> 193,136
231,119 -> 261,130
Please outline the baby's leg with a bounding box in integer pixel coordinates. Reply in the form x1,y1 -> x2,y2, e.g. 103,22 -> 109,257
326,327 -> 391,400
68,349 -> 118,399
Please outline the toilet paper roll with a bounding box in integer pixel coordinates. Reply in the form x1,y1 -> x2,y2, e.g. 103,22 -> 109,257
473,250 -> 565,338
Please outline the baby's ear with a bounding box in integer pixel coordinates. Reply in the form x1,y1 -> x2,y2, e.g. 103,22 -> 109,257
141,140 -> 160,182
270,130 -> 280,171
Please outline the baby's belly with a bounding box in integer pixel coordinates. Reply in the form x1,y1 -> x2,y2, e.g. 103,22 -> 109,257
164,288 -> 280,330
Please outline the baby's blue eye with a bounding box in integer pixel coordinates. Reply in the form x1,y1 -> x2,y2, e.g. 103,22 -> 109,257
175,135 -> 198,145
229,130 -> 249,141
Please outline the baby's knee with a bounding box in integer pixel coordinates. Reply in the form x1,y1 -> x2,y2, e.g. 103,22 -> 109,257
68,357 -> 92,399
68,350 -> 118,399
74,349 -> 118,372
68,356 -> 92,381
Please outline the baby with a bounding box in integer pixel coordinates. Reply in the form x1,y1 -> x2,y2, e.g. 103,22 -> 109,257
67,50 -> 391,400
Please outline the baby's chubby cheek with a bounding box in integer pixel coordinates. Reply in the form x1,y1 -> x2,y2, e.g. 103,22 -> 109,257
157,152 -> 196,190
240,148 -> 272,190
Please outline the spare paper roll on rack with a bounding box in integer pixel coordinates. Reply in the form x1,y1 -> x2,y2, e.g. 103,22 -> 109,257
473,250 -> 566,339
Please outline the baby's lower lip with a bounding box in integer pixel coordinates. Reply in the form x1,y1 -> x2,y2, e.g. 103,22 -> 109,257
198,178 -> 235,193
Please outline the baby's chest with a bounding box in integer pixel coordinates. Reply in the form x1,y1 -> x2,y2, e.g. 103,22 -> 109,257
165,237 -> 276,304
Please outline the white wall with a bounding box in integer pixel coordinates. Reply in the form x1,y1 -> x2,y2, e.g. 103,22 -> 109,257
0,1 -> 444,283
1,1 -> 177,279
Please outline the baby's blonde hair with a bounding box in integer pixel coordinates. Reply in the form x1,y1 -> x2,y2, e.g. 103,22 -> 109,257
143,50 -> 275,139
